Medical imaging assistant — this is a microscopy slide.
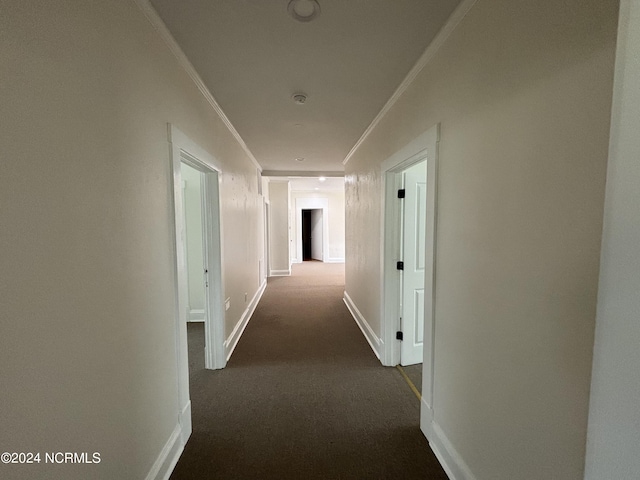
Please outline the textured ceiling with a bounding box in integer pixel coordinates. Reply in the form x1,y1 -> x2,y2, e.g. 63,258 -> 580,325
149,0 -> 462,174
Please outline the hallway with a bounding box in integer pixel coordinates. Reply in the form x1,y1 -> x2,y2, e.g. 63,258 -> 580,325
172,263 -> 447,479
3,1 -> 635,477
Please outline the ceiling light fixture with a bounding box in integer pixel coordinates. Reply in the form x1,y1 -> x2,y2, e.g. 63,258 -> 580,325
292,93 -> 307,105
288,0 -> 321,23
318,176 -> 326,182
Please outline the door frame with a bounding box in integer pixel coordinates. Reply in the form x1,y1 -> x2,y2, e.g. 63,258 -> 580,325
309,209 -> 324,261
295,197 -> 329,263
380,124 -> 439,413
168,124 -> 226,442
263,199 -> 270,278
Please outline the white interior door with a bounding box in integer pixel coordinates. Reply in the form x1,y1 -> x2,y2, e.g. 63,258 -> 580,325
311,209 -> 323,261
400,160 -> 427,366
201,170 -> 225,370
264,201 -> 270,278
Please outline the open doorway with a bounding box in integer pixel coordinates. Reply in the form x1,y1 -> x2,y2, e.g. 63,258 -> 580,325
175,157 -> 225,373
302,208 -> 323,261
293,197 -> 330,263
181,163 -> 208,376
380,125 -> 439,437
295,197 -> 329,264
169,125 -> 226,444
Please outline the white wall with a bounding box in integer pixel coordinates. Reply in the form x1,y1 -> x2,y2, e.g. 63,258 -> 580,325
181,163 -> 205,320
343,0 -> 618,478
0,1 -> 263,478
268,181 -> 291,275
585,2 -> 640,478
291,190 -> 346,263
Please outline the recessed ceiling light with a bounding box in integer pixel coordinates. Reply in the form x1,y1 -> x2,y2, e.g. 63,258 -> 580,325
295,157 -> 305,162
319,177 -> 326,182
288,0 -> 321,22
292,93 -> 307,105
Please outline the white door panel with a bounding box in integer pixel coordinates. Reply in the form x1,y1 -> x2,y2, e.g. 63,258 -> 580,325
414,289 -> 425,344
401,160 -> 427,366
311,209 -> 323,261
416,183 -> 427,269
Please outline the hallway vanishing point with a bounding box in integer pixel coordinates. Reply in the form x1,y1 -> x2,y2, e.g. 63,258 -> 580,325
171,262 -> 447,479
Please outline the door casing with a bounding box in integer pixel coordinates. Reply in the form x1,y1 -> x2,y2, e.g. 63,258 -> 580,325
380,124 -> 439,426
310,209 -> 324,260
295,197 -> 329,263
168,124 -> 226,444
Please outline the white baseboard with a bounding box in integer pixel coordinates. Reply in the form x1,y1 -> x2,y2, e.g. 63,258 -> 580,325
420,398 -> 435,440
326,258 -> 345,263
428,420 -> 477,480
343,291 -> 383,359
224,280 -> 267,360
145,422 -> 185,480
269,269 -> 291,276
188,309 -> 204,322
179,401 -> 192,445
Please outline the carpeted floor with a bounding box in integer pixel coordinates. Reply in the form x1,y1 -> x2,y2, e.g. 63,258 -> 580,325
400,364 -> 423,394
171,262 -> 447,479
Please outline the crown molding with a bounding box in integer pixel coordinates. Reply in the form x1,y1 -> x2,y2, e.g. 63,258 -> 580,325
342,0 -> 477,166
133,0 -> 262,172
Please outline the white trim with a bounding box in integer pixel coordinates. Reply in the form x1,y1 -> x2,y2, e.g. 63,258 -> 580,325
169,125 -> 226,372
381,127 -> 439,173
201,169 -> 226,370
420,398 -> 434,440
269,269 -> 291,277
343,291 -> 382,359
295,197 -> 330,263
133,0 -> 261,172
224,280 -> 267,360
422,140 -> 439,409
380,125 -> 439,412
429,421 -> 478,480
144,423 -> 184,480
169,124 -> 227,454
178,401 -> 192,446
342,0 -> 477,165
326,258 -> 345,264
169,126 -> 221,172
188,309 -> 204,322
263,200 -> 270,282
168,130 -> 192,443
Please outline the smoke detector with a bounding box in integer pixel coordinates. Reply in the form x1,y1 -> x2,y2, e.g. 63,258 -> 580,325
288,0 -> 321,22
292,93 -> 308,105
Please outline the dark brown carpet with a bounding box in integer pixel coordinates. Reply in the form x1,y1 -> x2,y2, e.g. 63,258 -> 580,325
171,262 -> 447,480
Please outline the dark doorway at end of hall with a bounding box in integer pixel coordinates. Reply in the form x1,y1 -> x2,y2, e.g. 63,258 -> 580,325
302,208 -> 323,261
